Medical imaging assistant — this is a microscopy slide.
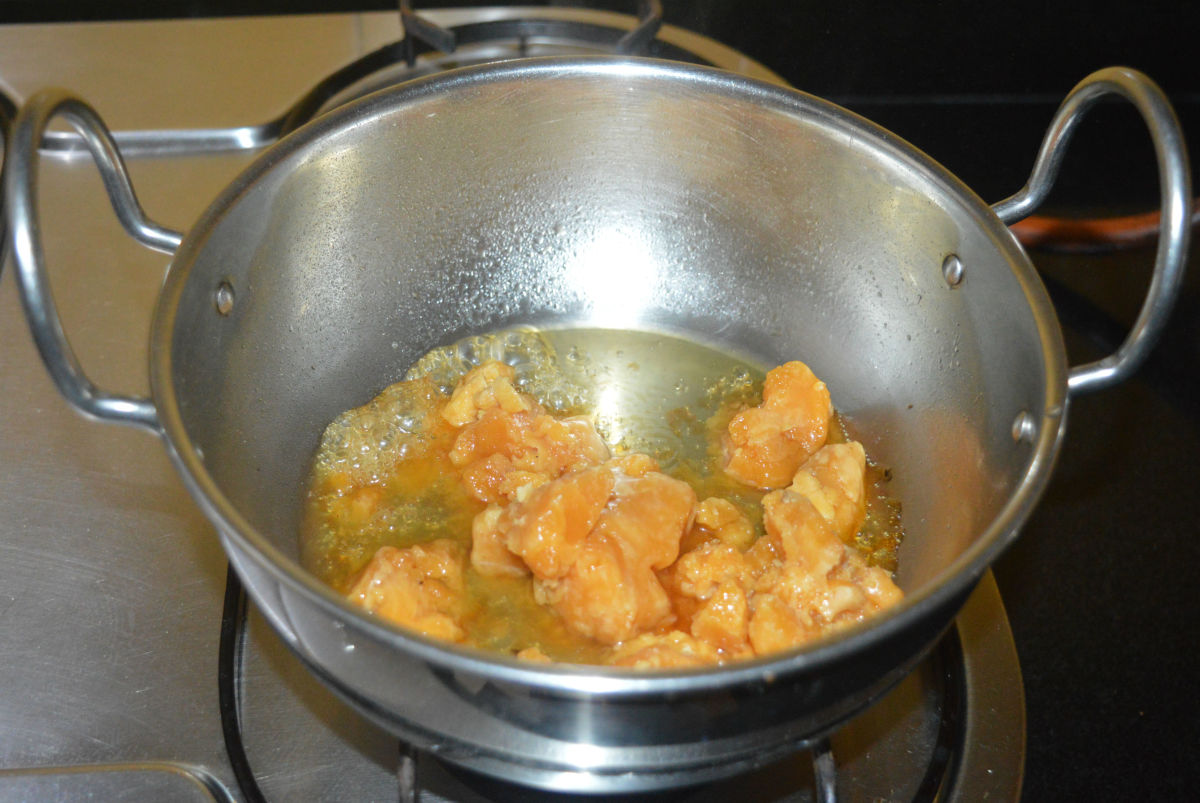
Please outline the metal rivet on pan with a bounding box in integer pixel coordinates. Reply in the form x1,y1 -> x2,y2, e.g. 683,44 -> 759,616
942,254 -> 965,287
215,281 -> 235,316
1012,410 -> 1036,443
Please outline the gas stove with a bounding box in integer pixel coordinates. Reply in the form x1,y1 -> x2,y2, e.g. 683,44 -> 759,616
1,5 -> 1195,801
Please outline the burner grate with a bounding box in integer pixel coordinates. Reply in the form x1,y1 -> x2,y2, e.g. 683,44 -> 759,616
399,0 -> 665,63
33,5 -> 746,160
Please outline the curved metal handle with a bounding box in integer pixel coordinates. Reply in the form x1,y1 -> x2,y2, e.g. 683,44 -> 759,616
4,89 -> 184,432
992,66 -> 1191,396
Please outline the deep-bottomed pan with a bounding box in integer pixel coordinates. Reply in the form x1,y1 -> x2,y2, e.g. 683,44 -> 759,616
4,59 -> 1189,792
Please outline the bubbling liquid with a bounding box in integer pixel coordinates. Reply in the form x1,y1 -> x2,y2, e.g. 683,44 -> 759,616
300,328 -> 904,665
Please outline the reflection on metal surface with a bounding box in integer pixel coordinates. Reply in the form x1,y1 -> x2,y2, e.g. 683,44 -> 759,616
952,572 -> 1026,800
0,763 -> 234,802
569,228 -> 661,328
1,95 -> 12,277
1013,199 -> 1200,254
811,738 -> 837,803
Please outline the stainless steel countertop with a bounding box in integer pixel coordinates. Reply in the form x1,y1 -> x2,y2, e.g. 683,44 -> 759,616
0,13 -> 406,798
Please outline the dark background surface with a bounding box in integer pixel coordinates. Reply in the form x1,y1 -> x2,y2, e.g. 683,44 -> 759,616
2,2 -> 1197,800
2,0 -> 1198,210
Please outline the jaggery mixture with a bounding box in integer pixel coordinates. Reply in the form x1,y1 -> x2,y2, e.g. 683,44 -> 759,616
300,329 -> 904,668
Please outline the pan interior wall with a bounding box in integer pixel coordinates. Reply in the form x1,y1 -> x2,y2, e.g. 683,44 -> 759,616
165,65 -> 1054,593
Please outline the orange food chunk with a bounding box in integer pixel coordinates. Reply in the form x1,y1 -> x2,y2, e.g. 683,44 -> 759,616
745,447 -> 901,651
534,461 -> 696,644
723,361 -> 832,489
689,580 -> 752,658
786,442 -> 867,542
446,362 -> 609,504
606,631 -> 721,669
748,593 -> 817,654
669,539 -> 752,601
469,506 -> 528,578
498,466 -> 616,579
347,540 -> 467,643
516,646 -> 553,663
693,497 -> 756,550
442,361 -> 531,426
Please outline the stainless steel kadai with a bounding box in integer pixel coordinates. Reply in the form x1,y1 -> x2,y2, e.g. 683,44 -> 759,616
3,58 -> 1190,793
